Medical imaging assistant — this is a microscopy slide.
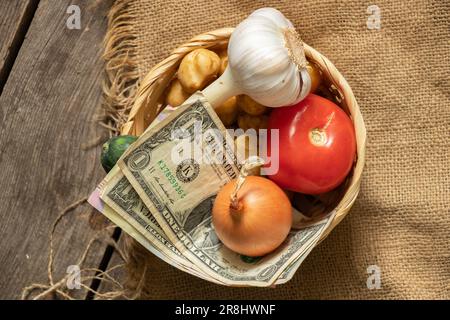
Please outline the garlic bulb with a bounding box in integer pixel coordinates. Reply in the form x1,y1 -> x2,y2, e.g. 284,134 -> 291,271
202,7 -> 311,108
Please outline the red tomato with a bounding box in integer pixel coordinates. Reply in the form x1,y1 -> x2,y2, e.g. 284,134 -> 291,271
266,94 -> 356,194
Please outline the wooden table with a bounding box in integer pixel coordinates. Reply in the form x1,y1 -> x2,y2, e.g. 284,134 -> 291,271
0,0 -> 120,299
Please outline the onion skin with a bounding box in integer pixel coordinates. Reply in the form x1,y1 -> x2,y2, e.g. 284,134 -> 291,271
212,176 -> 292,257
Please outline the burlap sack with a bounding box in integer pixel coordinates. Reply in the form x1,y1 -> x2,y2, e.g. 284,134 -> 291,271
103,0 -> 450,299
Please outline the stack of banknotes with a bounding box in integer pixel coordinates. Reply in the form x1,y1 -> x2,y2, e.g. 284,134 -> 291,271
88,94 -> 335,287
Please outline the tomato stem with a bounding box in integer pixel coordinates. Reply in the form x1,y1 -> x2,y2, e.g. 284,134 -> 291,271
309,112 -> 335,147
309,128 -> 327,146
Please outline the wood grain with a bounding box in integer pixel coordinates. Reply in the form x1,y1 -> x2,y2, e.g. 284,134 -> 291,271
0,0 -> 39,93
0,0 -> 113,299
94,235 -> 128,299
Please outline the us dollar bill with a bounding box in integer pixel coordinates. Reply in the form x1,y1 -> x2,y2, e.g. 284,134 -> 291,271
117,95 -> 335,286
96,165 -> 223,284
88,186 -> 178,269
274,214 -> 334,285
91,94 -> 222,283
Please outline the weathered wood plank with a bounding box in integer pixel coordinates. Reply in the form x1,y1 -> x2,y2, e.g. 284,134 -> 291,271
0,0 -> 113,299
0,0 -> 39,94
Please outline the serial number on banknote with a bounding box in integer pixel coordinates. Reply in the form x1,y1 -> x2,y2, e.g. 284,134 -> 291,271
157,159 -> 187,199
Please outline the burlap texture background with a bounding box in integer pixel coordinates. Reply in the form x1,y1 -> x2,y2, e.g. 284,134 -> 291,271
106,0 -> 450,299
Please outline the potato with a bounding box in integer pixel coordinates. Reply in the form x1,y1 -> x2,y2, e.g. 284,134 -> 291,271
215,96 -> 238,126
178,48 -> 220,93
306,62 -> 322,93
237,95 -> 267,116
237,113 -> 269,131
235,134 -> 255,160
217,49 -> 228,75
165,79 -> 190,107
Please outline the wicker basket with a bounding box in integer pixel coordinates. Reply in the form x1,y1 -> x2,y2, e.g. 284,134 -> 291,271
121,27 -> 366,246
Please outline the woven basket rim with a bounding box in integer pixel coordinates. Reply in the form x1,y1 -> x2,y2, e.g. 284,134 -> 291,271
120,27 -> 367,242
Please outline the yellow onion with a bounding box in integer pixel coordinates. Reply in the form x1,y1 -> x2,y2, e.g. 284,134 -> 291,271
212,157 -> 292,256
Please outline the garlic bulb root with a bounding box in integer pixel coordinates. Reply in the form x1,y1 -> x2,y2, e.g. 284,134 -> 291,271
283,28 -> 307,70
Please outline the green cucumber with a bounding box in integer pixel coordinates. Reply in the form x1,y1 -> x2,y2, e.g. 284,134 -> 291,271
101,135 -> 138,173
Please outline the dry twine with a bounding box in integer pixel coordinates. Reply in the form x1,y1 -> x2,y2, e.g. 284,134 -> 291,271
20,197 -> 131,300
